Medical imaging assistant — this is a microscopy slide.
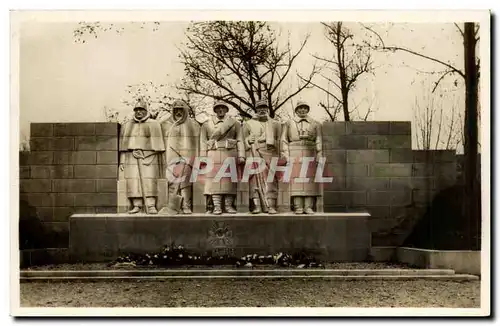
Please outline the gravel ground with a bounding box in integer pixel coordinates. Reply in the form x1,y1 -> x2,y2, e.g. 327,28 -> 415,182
20,279 -> 480,308
23,262 -> 413,271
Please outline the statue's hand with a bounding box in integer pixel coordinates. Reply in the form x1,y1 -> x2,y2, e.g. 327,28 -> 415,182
206,139 -> 215,148
237,157 -> 245,165
247,135 -> 255,144
119,163 -> 125,171
315,154 -> 323,163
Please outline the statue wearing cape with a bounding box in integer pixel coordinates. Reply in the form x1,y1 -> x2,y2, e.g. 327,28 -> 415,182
119,112 -> 165,209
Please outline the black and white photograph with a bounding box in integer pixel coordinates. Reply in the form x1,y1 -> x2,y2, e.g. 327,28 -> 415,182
10,9 -> 490,316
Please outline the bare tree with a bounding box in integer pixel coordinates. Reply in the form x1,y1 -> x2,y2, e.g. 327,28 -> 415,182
178,21 -> 320,118
102,82 -> 210,124
363,22 -> 481,249
413,83 -> 462,150
303,22 -> 376,121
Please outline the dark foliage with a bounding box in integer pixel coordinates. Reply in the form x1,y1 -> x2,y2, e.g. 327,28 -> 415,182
109,244 -> 324,268
404,183 -> 481,250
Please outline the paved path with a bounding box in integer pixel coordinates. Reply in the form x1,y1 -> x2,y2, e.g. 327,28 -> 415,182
20,278 -> 480,308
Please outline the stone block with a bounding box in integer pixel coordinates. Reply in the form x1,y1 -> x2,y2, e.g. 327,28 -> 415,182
27,151 -> 53,165
365,206 -> 391,219
347,150 -> 389,163
54,123 -> 95,136
95,207 -> 118,214
95,123 -> 120,136
20,193 -> 54,207
96,136 -> 118,151
53,151 -> 96,165
322,191 -> 366,206
52,179 -> 96,193
389,177 -> 415,191
97,151 -> 118,164
26,248 -> 70,266
326,164 -> 346,177
76,136 -> 99,151
321,136 -> 341,150
409,177 -> 433,190
30,166 -> 52,179
321,122 -> 346,136
367,191 -> 411,206
412,163 -> 434,177
53,193 -> 76,207
30,123 -> 53,137
389,149 -> 414,163
346,177 -> 390,191
323,177 -> 345,191
52,137 -> 75,151
338,135 -> 367,149
19,152 -> 30,166
96,179 -> 118,193
53,207 -> 76,222
74,193 -> 117,207
413,150 -> 434,163
96,165 -> 118,179
389,122 -> 411,135
42,222 -> 69,248
433,150 -> 456,163
20,166 -> 30,179
31,165 -> 73,179
323,150 -> 346,164
345,122 -> 390,135
74,165 -> 97,179
69,213 -> 371,262
370,163 -> 412,177
29,138 -> 53,151
20,179 -> 51,193
346,164 -> 369,177
368,135 -> 411,149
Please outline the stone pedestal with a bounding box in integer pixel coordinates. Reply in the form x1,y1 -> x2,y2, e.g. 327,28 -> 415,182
69,212 -> 371,263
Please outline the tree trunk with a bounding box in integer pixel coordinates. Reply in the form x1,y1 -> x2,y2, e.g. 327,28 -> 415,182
463,22 -> 480,250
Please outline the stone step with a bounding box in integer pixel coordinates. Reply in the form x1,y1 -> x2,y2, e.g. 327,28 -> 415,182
20,269 -> 479,282
21,268 -> 457,278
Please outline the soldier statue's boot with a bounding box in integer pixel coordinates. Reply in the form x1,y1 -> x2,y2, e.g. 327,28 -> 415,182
212,195 -> 223,215
224,195 -> 237,214
181,188 -> 192,214
128,198 -> 143,214
251,198 -> 262,214
304,197 -> 315,214
267,198 -> 277,214
293,197 -> 304,214
145,197 -> 158,214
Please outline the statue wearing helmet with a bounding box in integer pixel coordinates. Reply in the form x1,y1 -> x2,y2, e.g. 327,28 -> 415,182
242,99 -> 282,214
119,98 -> 165,214
281,101 -> 323,214
200,100 -> 245,215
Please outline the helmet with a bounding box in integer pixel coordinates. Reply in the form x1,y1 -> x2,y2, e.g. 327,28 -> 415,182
255,99 -> 269,109
294,101 -> 310,112
172,99 -> 188,110
133,98 -> 148,110
213,100 -> 229,111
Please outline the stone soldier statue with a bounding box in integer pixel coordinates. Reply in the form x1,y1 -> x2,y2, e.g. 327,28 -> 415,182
119,98 -> 165,214
242,99 -> 282,214
159,100 -> 200,214
200,100 -> 245,215
281,101 -> 323,214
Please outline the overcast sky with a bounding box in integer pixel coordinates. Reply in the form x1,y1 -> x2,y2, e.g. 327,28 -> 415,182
18,19 -> 470,149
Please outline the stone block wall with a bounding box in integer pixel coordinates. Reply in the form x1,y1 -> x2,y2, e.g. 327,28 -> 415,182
321,121 -> 457,246
19,120 -> 459,257
19,123 -> 119,249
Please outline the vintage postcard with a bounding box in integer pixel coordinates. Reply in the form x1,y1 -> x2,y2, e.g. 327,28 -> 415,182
10,9 -> 491,317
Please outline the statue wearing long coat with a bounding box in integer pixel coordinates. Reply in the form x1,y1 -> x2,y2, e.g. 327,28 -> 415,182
119,114 -> 165,199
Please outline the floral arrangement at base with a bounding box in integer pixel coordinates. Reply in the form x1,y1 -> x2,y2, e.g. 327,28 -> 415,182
108,244 -> 324,269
